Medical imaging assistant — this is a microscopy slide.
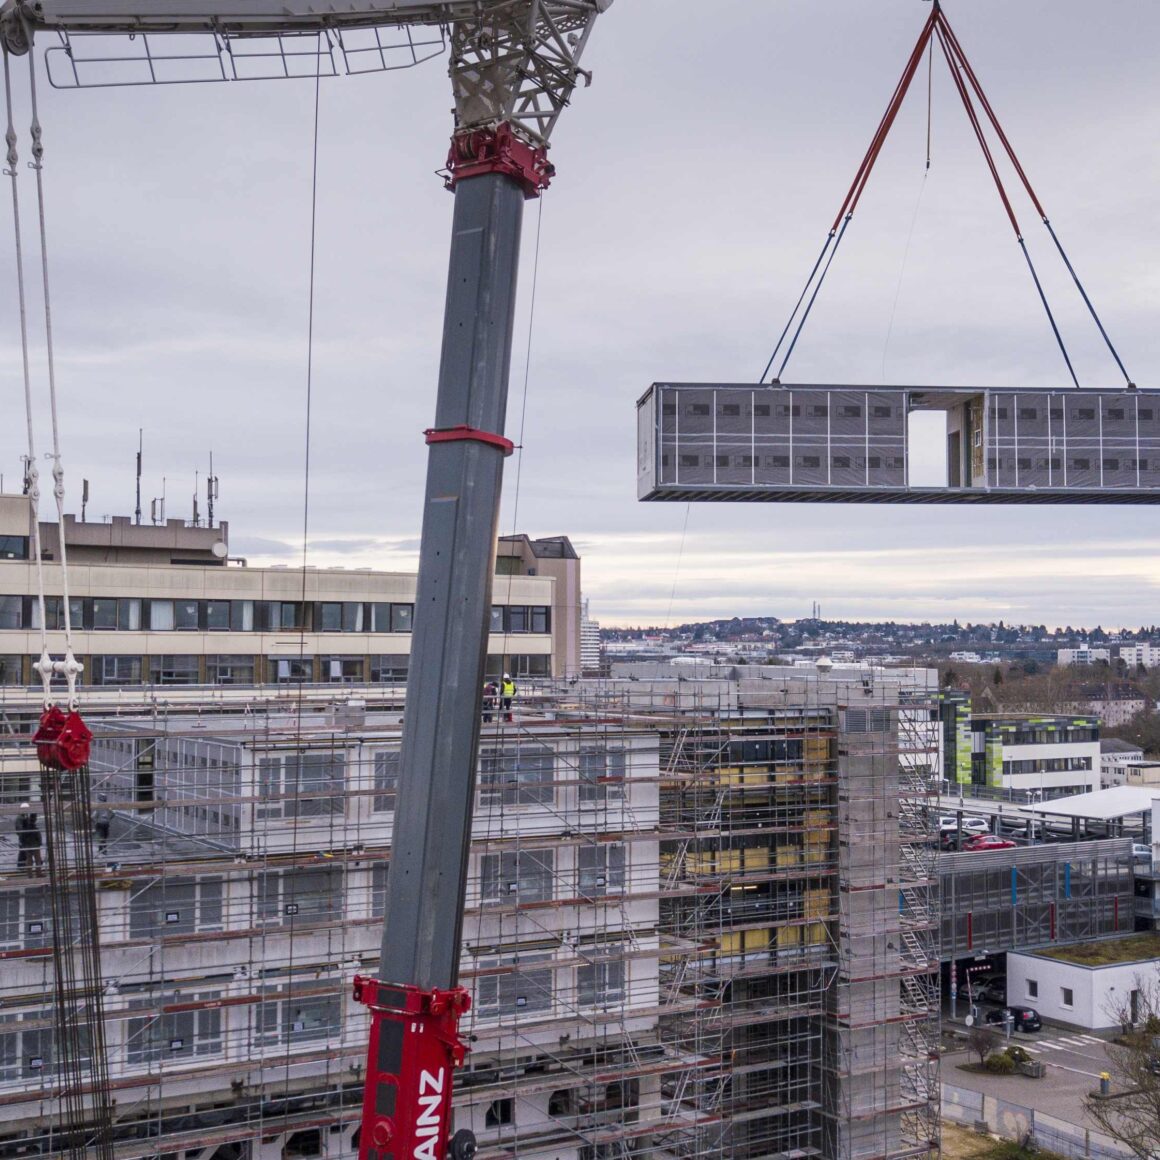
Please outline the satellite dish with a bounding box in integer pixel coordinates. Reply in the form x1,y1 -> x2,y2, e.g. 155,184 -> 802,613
965,1015 -> 975,1027
211,541 -> 228,559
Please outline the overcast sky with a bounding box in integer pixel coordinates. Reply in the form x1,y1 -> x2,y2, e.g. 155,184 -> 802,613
1,0 -> 1158,629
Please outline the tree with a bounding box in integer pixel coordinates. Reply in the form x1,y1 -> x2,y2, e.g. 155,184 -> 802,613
966,1023 -> 1000,1068
1084,971 -> 1160,1158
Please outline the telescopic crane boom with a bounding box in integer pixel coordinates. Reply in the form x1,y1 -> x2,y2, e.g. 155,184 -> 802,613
1,3 -> 612,1159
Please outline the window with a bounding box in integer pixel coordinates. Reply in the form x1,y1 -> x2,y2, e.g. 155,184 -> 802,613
578,844 -> 626,895
268,657 -> 315,683
1130,458 -> 1149,472
475,954 -> 553,1018
1017,458 -> 1032,471
373,751 -> 399,813
1105,407 -> 1125,420
0,655 -> 21,685
844,707 -> 891,733
1072,407 -> 1096,421
1050,406 -> 1063,420
832,455 -> 851,469
1102,457 -> 1120,472
261,602 -> 303,631
767,454 -> 789,468
685,403 -> 710,416
486,1099 -> 514,1128
148,655 -> 200,685
807,404 -> 828,418
1018,407 -> 1037,420
839,404 -> 861,418
715,455 -> 729,469
794,455 -> 820,469
91,599 -> 119,631
31,596 -> 85,631
531,607 -> 550,633
0,536 -> 28,560
480,849 -> 555,904
995,407 -> 1008,420
204,601 -> 230,630
0,596 -> 23,630
678,454 -> 699,468
174,600 -> 199,630
254,977 -> 342,1048
319,603 -> 342,632
718,403 -> 741,416
508,606 -> 529,633
256,867 -> 343,927
577,945 -> 626,1007
391,604 -> 413,633
129,878 -> 223,939
775,404 -> 800,418
124,992 -> 223,1065
1140,408 -> 1154,421
257,752 -> 345,819
324,656 -> 364,683
753,404 -> 770,417
230,601 -> 254,631
149,600 -> 175,631
0,1008 -> 67,1082
370,862 -> 389,919
207,655 -> 255,685
1071,458 -> 1091,471
872,405 -> 892,418
1027,979 -> 1038,999
661,402 -> 676,416
90,656 -> 142,686
479,744 -> 555,807
371,655 -> 408,683
1061,987 -> 1074,1008
578,747 -> 627,803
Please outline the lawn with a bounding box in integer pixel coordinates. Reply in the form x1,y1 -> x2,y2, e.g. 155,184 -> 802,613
1036,932 -> 1160,967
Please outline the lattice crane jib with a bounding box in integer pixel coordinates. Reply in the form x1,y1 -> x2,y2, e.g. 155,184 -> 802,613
1,4 -> 612,1160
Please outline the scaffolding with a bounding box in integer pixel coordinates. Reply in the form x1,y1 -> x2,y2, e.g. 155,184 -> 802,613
0,669 -> 941,1159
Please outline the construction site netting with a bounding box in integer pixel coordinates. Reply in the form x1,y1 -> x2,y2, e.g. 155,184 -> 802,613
0,672 -> 941,1160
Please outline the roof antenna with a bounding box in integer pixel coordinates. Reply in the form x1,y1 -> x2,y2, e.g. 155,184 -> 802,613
134,429 -> 143,525
207,451 -> 219,528
192,470 -> 200,527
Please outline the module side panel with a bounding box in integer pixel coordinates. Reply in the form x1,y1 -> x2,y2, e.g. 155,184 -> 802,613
639,384 -> 1160,504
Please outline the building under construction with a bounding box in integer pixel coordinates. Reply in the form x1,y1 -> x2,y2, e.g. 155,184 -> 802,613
0,668 -> 939,1160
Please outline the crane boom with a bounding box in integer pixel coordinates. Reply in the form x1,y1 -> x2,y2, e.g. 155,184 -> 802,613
1,3 -> 611,1157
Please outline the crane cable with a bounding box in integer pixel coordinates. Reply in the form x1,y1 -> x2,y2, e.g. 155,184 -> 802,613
761,5 -> 1135,390
759,7 -> 938,383
27,38 -> 83,702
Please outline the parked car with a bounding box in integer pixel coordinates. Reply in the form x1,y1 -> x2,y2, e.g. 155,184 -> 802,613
1132,842 -> 1153,860
939,816 -> 989,835
985,1006 -> 1041,1033
976,979 -> 1007,1005
962,834 -> 1018,852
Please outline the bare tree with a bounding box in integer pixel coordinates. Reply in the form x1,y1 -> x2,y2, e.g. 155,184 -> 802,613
966,1023 -> 1000,1068
1084,971 -> 1160,1159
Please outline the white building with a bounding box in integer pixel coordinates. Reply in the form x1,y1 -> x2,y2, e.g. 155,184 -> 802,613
1057,646 -> 1112,666
1117,643 -> 1160,670
1007,944 -> 1160,1031
1100,738 -> 1147,787
579,598 -> 602,676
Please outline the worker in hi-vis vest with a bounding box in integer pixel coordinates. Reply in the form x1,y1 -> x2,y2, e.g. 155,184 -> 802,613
501,673 -> 517,722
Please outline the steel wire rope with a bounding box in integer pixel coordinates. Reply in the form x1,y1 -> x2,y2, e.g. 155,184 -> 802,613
277,33 -> 326,1146
937,13 -> 1134,387
932,22 -> 1079,390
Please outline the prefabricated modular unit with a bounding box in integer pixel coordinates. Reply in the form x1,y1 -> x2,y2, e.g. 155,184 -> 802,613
637,384 -> 1160,503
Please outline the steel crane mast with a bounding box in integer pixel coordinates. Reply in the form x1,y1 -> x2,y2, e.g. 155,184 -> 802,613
0,2 -> 611,1158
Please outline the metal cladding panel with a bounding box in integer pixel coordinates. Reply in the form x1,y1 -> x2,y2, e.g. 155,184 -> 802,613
636,386 -> 656,499
638,384 -> 1160,503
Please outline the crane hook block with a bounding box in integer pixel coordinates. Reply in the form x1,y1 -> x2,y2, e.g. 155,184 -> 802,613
352,976 -> 473,1160
445,122 -> 554,199
33,705 -> 92,771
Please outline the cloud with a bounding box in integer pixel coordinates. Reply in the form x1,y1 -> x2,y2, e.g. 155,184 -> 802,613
0,1 -> 1156,631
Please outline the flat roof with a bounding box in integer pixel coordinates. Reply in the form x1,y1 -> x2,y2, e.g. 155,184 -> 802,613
1033,932 -> 1160,967
1024,785 -> 1160,821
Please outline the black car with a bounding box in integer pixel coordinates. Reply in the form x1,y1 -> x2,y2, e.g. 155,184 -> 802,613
984,1005 -> 1041,1033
